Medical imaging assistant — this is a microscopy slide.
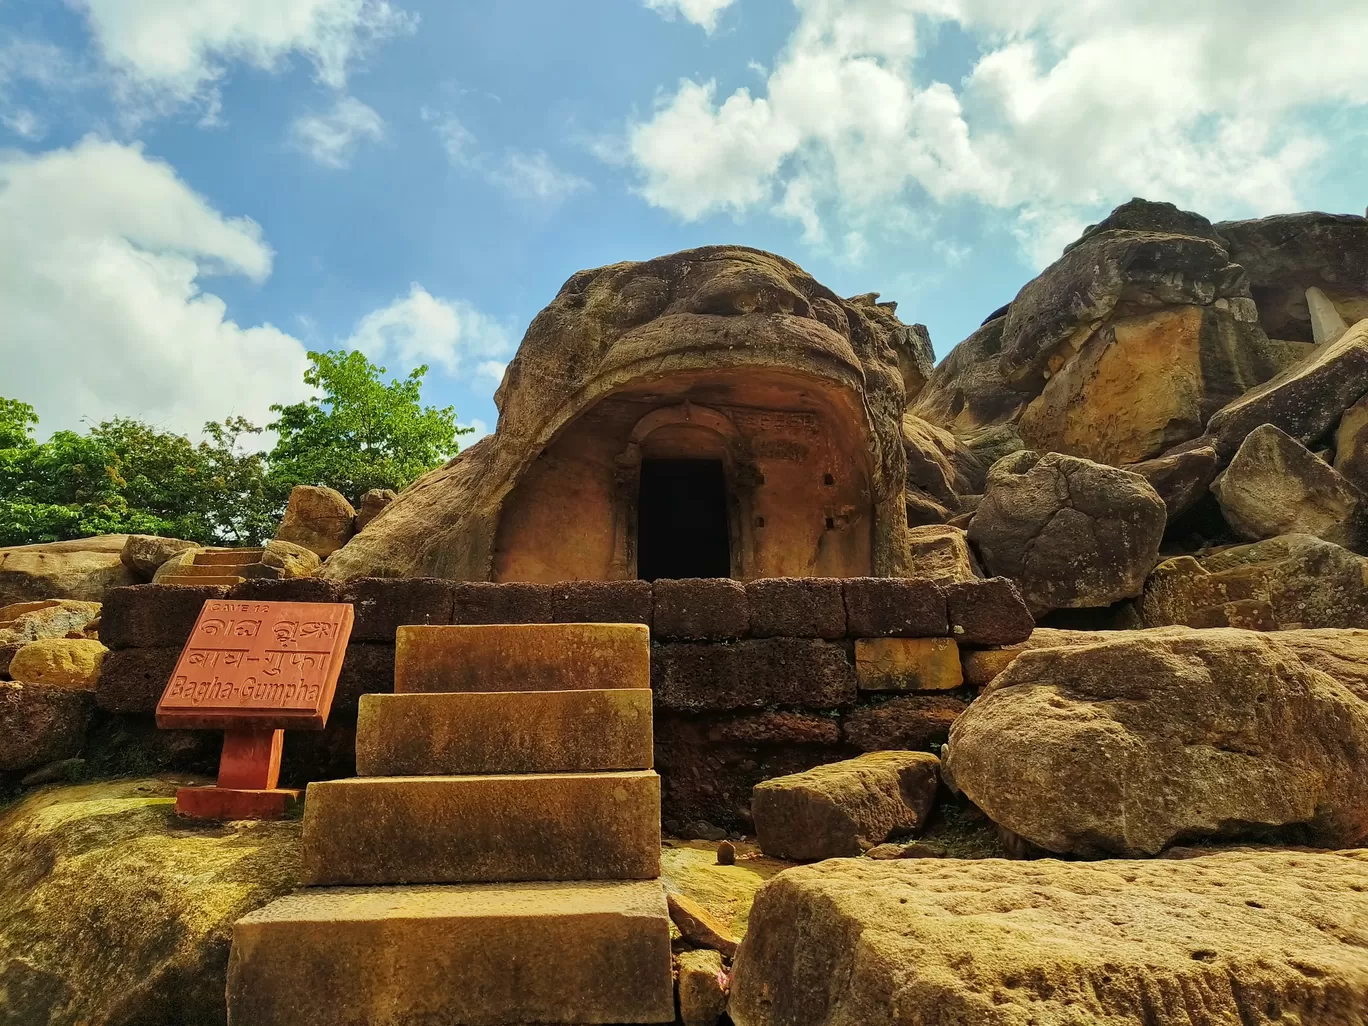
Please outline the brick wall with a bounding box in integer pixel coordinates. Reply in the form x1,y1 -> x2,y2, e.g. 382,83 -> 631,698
96,575 -> 1033,830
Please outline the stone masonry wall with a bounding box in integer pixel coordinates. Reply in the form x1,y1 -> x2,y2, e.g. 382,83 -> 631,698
94,575 -> 1033,831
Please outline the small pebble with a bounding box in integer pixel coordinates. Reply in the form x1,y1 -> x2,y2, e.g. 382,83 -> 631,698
716,839 -> 736,865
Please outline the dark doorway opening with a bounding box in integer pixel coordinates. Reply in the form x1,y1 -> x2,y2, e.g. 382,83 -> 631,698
637,458 -> 731,581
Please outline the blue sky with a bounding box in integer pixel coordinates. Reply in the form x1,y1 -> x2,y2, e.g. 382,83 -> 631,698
2,0 -> 1365,445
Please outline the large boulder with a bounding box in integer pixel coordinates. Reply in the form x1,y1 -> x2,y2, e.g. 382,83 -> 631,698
1335,392 -> 1368,493
728,851 -> 1368,1026
1205,318 -> 1368,459
751,751 -> 940,861
353,488 -> 397,533
323,247 -> 915,580
968,451 -> 1166,616
1123,442 -> 1220,521
0,777 -> 300,1026
0,599 -> 101,645
900,414 -> 986,517
1140,534 -> 1368,629
1212,423 -> 1367,549
0,535 -> 138,606
1216,211 -> 1368,341
275,485 -> 356,559
944,627 -> 1368,855
8,638 -> 107,689
903,525 -> 980,582
119,535 -> 197,581
260,538 -> 322,579
910,316 -> 1031,449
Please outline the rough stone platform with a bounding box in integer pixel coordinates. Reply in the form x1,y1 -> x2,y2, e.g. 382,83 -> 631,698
228,880 -> 674,1026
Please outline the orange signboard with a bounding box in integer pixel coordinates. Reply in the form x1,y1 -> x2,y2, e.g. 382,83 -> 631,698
156,600 -> 354,730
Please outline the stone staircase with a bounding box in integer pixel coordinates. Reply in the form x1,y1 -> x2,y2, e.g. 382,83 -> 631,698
158,548 -> 266,587
225,622 -> 674,1026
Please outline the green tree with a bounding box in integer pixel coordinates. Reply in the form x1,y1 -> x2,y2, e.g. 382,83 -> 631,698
267,349 -> 469,502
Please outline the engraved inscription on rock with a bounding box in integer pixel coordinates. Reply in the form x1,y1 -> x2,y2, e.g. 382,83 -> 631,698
156,600 -> 354,730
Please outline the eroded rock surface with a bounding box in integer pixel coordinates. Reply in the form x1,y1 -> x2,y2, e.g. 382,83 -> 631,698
275,485 -> 356,559
945,627 -> 1368,855
0,536 -> 137,606
729,852 -> 1368,1026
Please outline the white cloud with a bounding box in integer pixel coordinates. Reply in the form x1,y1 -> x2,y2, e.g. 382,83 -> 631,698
289,95 -> 384,167
72,0 -> 417,117
460,417 -> 491,440
0,136 -> 313,437
623,0 -> 1368,264
424,109 -> 590,206
344,283 -> 513,378
643,0 -> 738,33
2,109 -> 43,139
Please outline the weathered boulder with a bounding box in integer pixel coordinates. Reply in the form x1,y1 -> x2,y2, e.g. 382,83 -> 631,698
968,451 -> 1166,616
677,948 -> 728,1026
912,316 -> 1031,446
1124,443 -> 1220,521
1335,392 -> 1368,492
752,751 -> 939,861
1140,534 -> 1368,629
260,538 -> 322,579
900,414 -> 985,514
275,485 -> 356,559
0,681 -> 91,772
0,777 -> 301,1026
0,599 -> 101,645
728,851 -> 1368,1026
944,628 -> 1368,855
353,488 -> 397,532
0,535 -> 138,606
119,535 -> 197,581
1212,423 -> 1367,549
1217,211 -> 1368,341
961,627 -> 1104,687
8,638 -> 107,689
667,890 -> 740,957
903,524 -> 980,582
1205,318 -> 1368,459
324,247 -> 915,580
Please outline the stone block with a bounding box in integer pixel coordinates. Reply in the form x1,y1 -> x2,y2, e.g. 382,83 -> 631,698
227,880 -> 674,1026
843,695 -> 968,752
653,578 -> 749,640
545,579 -> 653,625
355,689 -> 653,775
450,581 -> 554,624
330,643 -> 395,719
678,948 -> 729,1026
343,578 -> 453,643
704,711 -> 841,745
746,577 -> 846,638
227,577 -> 343,603
855,637 -> 963,692
905,524 -> 981,583
95,646 -> 180,713
753,751 -> 941,861
7,638 -> 107,689
652,638 -> 857,712
100,584 -> 229,649
301,770 -> 662,884
395,622 -> 650,694
944,577 -> 1035,646
0,681 -> 91,772
843,578 -> 948,638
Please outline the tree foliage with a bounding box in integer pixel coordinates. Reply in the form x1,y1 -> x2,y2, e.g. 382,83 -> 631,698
0,350 -> 470,548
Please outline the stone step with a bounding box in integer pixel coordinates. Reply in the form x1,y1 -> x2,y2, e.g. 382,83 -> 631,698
227,880 -> 675,1026
396,622 -> 650,693
170,562 -> 257,577
301,771 -> 661,885
193,549 -> 266,566
159,574 -> 245,587
356,689 -> 653,776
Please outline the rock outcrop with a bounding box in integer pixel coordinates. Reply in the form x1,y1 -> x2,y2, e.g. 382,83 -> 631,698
275,485 -> 356,559
944,627 -> 1368,855
1212,423 -> 1367,549
968,451 -> 1166,615
0,535 -> 137,606
119,535 -> 197,581
1141,534 -> 1368,629
729,852 -> 1368,1026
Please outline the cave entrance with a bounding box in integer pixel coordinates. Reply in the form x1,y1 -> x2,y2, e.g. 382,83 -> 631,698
637,458 -> 731,581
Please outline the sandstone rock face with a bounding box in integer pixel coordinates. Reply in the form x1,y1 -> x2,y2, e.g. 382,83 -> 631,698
969,451 -> 1166,615
1213,423 -> 1367,549
275,485 -> 356,559
8,638 -> 107,689
1335,392 -> 1368,492
911,316 -> 1031,448
1124,443 -> 1220,520
752,751 -> 939,861
728,852 -> 1368,1026
353,487 -> 397,532
119,535 -> 196,580
260,538 -> 322,579
0,777 -> 300,1026
0,680 -> 90,771
901,414 -> 985,519
1141,534 -> 1368,629
0,535 -> 138,606
904,524 -> 980,582
0,598 -> 101,645
944,628 -> 1368,855
1217,211 -> 1368,341
324,247 -> 914,580
1205,318 -> 1368,459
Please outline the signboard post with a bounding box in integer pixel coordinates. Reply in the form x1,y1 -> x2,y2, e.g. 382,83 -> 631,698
156,599 -> 354,819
